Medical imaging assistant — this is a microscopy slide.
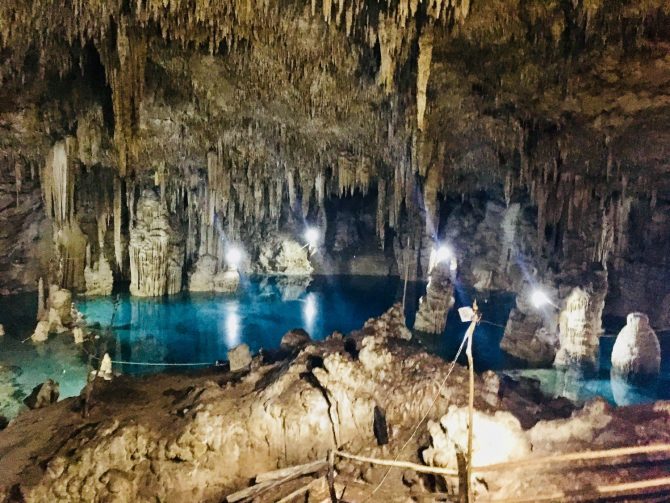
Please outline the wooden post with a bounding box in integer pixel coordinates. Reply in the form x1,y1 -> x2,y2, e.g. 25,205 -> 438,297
465,301 -> 481,503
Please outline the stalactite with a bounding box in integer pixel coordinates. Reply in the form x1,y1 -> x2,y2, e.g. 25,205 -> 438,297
100,15 -> 147,176
416,24 -> 433,131
42,140 -> 74,226
114,176 -> 124,270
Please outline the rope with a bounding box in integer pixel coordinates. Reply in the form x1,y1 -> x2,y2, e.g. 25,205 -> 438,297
81,344 -> 215,367
365,326 -> 470,499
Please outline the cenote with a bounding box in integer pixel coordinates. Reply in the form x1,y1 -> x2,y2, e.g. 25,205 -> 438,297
1,276 -> 668,420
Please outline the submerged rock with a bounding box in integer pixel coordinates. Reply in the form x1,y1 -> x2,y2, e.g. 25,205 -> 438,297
611,312 -> 660,381
23,379 -> 60,409
228,343 -> 252,371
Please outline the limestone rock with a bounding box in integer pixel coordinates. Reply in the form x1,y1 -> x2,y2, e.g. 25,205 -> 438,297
501,308 -> 557,366
228,343 -> 252,371
98,353 -> 113,380
414,262 -> 454,334
358,303 -> 411,340
258,236 -> 313,276
280,328 -> 311,351
84,256 -> 114,296
554,269 -> 608,372
129,190 -> 184,297
422,406 -> 531,471
72,327 -> 85,344
188,255 -> 218,292
0,324 -> 4,337
23,379 -> 60,409
31,320 -> 50,342
213,270 -> 240,293
48,286 -> 72,325
611,312 -> 660,380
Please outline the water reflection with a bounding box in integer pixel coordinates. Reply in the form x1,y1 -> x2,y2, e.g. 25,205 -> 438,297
224,302 -> 241,348
303,293 -> 317,334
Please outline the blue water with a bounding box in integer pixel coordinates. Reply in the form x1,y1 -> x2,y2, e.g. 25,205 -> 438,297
0,275 -> 668,419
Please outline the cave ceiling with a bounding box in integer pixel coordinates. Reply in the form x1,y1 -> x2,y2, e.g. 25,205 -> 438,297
0,0 -> 669,198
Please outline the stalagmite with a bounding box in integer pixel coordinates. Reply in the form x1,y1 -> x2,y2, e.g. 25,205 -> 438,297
554,270 -> 608,372
413,251 -> 455,334
129,190 -> 185,297
611,313 -> 660,381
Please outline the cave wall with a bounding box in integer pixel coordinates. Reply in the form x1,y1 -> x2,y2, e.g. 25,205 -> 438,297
0,0 -> 669,331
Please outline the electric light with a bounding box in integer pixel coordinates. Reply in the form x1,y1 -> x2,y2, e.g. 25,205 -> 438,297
434,245 -> 453,264
530,288 -> 552,309
225,246 -> 242,269
305,227 -> 320,248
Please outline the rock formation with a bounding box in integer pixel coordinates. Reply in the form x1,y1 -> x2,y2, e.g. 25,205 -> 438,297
23,379 -> 60,409
554,269 -> 608,372
188,255 -> 240,293
414,260 -> 455,334
228,344 -> 252,371
610,313 -> 661,381
257,237 -> 313,276
0,324 -> 4,337
129,190 -> 185,297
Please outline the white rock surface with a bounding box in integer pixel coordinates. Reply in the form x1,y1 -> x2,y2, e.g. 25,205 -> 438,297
422,406 -> 531,470
0,324 -> 4,337
31,320 -> 50,342
611,312 -> 660,380
98,353 -> 113,380
228,343 -> 252,371
84,256 -> 114,296
258,236 -> 313,275
72,327 -> 85,344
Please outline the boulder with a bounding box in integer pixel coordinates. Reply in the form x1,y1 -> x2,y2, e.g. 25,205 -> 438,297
23,379 -> 60,409
280,328 -> 311,351
228,344 -> 252,371
611,312 -> 660,381
258,236 -> 313,275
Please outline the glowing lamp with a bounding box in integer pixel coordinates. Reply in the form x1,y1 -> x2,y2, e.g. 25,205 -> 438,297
225,246 -> 243,269
530,288 -> 551,309
434,245 -> 453,264
305,227 -> 320,248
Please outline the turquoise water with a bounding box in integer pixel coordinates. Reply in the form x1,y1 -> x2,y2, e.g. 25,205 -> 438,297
0,276 -> 668,419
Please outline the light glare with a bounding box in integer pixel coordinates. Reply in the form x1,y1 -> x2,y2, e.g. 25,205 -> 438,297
305,227 -> 319,247
226,246 -> 242,268
531,289 -> 551,309
435,245 -> 453,264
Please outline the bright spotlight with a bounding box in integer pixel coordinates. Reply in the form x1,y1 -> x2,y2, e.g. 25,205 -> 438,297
530,289 -> 551,309
305,227 -> 320,247
435,245 -> 453,264
225,246 -> 242,269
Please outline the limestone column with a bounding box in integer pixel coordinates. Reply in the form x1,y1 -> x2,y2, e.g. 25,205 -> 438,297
413,255 -> 455,334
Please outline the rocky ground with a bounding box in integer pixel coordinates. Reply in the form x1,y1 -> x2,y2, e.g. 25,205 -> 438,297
1,306 -> 669,503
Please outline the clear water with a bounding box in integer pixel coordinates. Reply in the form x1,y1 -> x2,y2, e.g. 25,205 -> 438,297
0,276 -> 668,419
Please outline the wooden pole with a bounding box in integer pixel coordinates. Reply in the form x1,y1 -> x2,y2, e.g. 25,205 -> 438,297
335,450 -> 458,477
465,301 -> 481,503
